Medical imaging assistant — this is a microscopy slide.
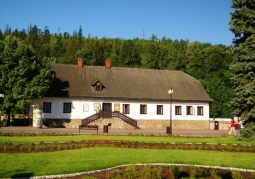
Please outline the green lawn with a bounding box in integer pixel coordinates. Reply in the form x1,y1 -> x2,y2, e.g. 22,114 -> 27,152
0,134 -> 254,178
0,133 -> 253,145
1,147 -> 254,178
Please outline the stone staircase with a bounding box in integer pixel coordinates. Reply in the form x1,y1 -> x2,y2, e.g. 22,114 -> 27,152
81,111 -> 139,129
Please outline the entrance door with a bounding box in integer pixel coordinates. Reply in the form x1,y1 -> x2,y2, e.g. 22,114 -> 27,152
102,103 -> 112,118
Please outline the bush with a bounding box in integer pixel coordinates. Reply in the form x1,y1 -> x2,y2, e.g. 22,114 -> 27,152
169,165 -> 186,179
237,122 -> 255,140
231,170 -> 243,179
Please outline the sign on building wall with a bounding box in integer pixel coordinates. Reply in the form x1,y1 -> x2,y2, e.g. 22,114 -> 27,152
94,103 -> 101,113
83,104 -> 89,112
114,103 -> 120,112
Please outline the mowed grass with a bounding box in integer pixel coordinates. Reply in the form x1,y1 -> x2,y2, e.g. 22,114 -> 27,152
0,133 -> 254,145
0,147 -> 254,178
0,134 -> 255,178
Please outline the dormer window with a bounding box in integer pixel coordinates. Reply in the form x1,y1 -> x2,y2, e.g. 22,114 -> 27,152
91,80 -> 105,91
95,82 -> 102,91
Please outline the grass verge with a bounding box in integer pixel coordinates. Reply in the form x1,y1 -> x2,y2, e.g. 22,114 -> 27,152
0,133 -> 254,145
0,147 -> 254,178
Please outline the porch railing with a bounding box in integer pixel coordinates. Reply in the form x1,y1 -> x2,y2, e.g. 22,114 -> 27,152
112,112 -> 139,129
81,111 -> 139,129
81,111 -> 103,125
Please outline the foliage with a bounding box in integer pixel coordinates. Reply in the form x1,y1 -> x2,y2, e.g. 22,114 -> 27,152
237,122 -> 255,140
231,170 -> 244,179
0,35 -> 53,124
229,0 -> 255,137
0,24 -> 237,118
252,172 -> 255,179
169,165 -> 186,179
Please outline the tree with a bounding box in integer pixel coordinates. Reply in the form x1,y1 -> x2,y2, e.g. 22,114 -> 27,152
186,41 -> 206,80
3,25 -> 11,38
0,30 -> 3,40
118,40 -> 139,67
27,25 -> 39,49
43,26 -> 51,44
78,25 -> 83,40
0,35 -> 53,125
167,39 -> 188,71
202,45 -> 235,118
229,0 -> 255,138
51,34 -> 65,59
141,34 -> 161,69
91,40 -> 105,66
67,38 -> 80,59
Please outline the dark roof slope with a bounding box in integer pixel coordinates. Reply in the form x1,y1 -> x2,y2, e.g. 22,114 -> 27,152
48,64 -> 213,102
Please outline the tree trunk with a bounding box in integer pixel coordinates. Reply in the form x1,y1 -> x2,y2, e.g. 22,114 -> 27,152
6,108 -> 11,126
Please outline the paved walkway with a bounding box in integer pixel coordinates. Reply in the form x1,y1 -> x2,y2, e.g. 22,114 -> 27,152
0,126 -> 231,136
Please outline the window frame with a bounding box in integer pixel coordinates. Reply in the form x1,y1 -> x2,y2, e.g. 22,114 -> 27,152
95,84 -> 102,91
186,106 -> 193,115
175,106 -> 181,115
43,102 -> 52,113
156,105 -> 163,115
123,104 -> 130,114
92,81 -> 103,91
140,104 -> 147,114
197,106 -> 203,116
63,102 -> 72,113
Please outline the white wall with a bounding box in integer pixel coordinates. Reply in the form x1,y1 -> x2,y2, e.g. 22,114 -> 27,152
30,98 -> 210,121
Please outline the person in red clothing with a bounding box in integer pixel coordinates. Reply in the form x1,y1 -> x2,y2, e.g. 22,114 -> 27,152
228,119 -> 236,136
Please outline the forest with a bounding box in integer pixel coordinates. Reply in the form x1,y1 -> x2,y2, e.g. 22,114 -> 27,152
0,24 -> 236,118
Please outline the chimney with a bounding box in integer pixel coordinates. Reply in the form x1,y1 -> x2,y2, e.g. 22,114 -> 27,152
77,58 -> 83,68
105,59 -> 111,68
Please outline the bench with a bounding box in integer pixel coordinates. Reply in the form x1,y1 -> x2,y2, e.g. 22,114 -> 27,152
79,124 -> 99,134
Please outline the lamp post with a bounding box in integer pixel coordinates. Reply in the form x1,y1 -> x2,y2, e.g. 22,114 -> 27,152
0,94 -> 4,128
167,88 -> 173,134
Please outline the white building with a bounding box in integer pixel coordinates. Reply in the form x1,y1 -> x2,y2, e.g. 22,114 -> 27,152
30,58 -> 213,129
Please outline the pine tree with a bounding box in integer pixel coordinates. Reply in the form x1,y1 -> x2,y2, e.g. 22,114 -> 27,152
229,0 -> 255,136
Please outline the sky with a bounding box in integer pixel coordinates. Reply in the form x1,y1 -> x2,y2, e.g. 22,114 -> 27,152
1,0 -> 234,46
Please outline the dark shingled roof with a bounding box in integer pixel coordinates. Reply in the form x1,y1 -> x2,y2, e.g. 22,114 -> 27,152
48,64 -> 213,102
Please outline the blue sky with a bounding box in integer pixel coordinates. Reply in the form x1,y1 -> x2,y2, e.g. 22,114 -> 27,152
1,0 -> 233,46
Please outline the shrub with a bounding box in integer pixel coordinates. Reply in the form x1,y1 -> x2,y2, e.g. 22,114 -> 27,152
151,166 -> 162,179
124,165 -> 137,179
140,165 -> 152,179
237,122 -> 255,140
169,165 -> 185,179
209,169 -> 221,179
106,169 -> 122,179
231,170 -> 243,179
251,172 -> 255,179
189,165 -> 199,178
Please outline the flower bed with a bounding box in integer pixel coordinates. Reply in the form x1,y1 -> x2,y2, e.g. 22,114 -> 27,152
0,140 -> 254,153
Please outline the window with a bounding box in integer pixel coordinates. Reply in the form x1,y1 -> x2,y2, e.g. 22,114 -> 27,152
95,83 -> 102,91
43,102 -> 51,113
197,106 -> 203,115
91,80 -> 104,91
123,104 -> 130,114
157,105 -> 163,115
186,106 -> 193,115
175,106 -> 181,115
140,105 -> 147,114
63,102 -> 72,113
